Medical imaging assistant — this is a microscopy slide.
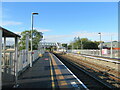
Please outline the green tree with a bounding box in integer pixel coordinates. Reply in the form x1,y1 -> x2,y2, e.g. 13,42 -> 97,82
19,30 -> 43,50
94,41 -> 100,46
69,37 -> 99,49
68,44 -> 72,49
83,41 -> 98,49
62,43 -> 67,48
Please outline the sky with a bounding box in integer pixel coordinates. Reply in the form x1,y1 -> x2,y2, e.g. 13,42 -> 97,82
2,0 -> 119,2
1,2 -> 118,44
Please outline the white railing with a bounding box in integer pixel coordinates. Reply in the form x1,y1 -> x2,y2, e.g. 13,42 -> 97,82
18,50 -> 41,73
2,50 -> 44,76
66,49 -> 120,58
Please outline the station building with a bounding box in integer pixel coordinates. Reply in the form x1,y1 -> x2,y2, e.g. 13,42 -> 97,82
102,41 -> 120,50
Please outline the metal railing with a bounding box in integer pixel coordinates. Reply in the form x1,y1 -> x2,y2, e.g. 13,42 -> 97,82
2,50 -> 42,77
66,49 -> 120,59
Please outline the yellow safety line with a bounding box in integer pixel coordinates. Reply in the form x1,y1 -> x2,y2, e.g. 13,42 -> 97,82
49,53 -> 68,88
49,53 -> 55,90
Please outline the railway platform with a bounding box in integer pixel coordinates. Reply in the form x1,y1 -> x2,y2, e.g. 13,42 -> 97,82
14,52 -> 88,89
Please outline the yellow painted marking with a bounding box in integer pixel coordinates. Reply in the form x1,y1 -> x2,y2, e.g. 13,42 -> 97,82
49,53 -> 68,88
49,53 -> 55,89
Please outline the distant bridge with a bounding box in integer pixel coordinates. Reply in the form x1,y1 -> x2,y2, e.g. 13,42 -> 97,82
38,42 -> 65,50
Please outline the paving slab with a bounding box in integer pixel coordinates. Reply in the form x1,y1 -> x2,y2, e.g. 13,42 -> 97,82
18,52 -> 51,89
3,52 -> 87,90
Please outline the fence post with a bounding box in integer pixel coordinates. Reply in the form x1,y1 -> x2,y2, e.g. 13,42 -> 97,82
3,37 -> 6,67
110,36 -> 113,58
26,34 -> 29,65
9,52 -> 13,74
0,29 -> 2,90
13,37 -> 19,88
30,51 -> 32,67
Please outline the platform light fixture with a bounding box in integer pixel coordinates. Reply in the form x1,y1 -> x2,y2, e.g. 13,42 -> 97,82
30,12 -> 39,67
98,32 -> 102,56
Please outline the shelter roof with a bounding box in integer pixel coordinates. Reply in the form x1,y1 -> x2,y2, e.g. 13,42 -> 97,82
0,26 -> 21,37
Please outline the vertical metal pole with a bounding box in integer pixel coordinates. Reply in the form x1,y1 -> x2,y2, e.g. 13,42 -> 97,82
0,29 -> 2,90
66,44 -> 68,52
26,34 -> 29,64
14,37 -> 19,88
100,34 -> 102,56
39,42 -> 41,54
110,35 -> 113,58
30,14 -> 33,67
3,37 -> 6,66
99,33 -> 102,56
44,39 -> 45,51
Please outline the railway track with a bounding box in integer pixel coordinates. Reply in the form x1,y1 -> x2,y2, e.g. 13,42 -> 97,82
53,53 -> 119,89
64,53 -> 120,82
74,53 -> 120,64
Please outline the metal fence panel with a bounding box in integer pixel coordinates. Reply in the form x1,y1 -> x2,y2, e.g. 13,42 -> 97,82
67,49 -> 119,58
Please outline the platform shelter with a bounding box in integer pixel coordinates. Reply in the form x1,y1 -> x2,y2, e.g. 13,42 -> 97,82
0,27 -> 20,89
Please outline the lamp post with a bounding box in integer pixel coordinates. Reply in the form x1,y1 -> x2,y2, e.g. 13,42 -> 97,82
30,12 -> 39,67
110,35 -> 113,58
98,32 -> 102,56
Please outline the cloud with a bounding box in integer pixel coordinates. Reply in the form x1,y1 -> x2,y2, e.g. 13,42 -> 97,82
1,21 -> 22,26
33,27 -> 51,32
14,28 -> 51,36
38,29 -> 50,32
44,31 -> 118,43
73,31 -> 118,37
44,34 -> 75,43
45,34 -> 73,39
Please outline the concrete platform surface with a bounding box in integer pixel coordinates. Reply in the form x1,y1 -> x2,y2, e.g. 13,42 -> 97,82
4,52 -> 88,89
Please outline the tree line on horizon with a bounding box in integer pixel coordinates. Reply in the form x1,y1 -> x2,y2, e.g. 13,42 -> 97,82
62,37 -> 101,50
19,30 -> 102,51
